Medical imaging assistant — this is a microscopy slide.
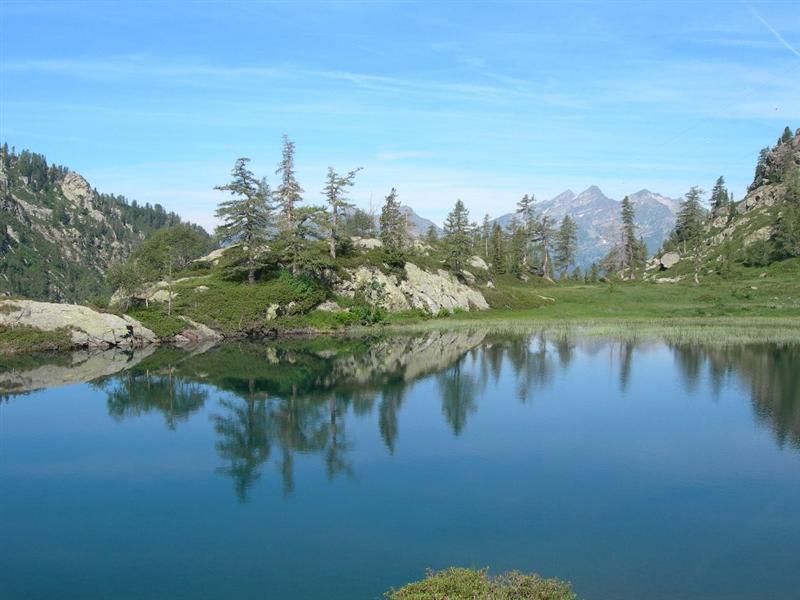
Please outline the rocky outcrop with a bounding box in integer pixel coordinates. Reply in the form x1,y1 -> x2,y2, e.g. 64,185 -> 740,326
659,252 -> 680,269
193,245 -> 237,266
400,263 -> 489,312
468,255 -> 489,271
334,262 -> 489,314
109,276 -> 209,308
0,299 -> 156,349
173,317 -> 223,346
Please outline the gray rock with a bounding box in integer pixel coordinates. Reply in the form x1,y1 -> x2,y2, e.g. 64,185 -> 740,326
333,263 -> 489,314
351,237 -> 383,250
316,300 -> 343,313
468,255 -> 489,271
659,252 -> 680,269
0,299 -> 156,348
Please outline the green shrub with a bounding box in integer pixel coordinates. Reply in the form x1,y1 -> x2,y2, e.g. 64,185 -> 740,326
126,306 -> 187,338
385,567 -> 577,600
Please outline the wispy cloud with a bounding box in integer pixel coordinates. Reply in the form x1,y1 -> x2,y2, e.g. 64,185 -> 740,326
750,6 -> 800,60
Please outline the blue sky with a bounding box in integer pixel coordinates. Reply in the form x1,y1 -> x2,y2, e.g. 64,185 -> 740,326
1,1 -> 799,230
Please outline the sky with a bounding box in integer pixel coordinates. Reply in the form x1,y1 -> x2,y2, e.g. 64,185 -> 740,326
1,1 -> 799,231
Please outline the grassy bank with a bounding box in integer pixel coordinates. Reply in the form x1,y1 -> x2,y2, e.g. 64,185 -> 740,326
0,325 -> 73,355
120,257 -> 800,345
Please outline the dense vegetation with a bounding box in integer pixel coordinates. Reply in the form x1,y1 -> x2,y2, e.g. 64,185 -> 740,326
0,143 -> 208,302
385,568 -> 576,600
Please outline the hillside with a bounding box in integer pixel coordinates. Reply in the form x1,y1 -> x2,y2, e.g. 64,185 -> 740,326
492,186 -> 678,267
650,127 -> 800,281
0,145 -> 208,302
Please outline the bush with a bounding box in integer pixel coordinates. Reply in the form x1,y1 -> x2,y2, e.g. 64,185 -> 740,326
385,567 -> 577,600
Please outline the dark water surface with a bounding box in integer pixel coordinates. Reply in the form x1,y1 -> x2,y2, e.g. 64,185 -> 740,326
1,332 -> 799,599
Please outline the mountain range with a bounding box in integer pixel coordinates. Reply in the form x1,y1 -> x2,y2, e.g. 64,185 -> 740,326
397,186 -> 680,269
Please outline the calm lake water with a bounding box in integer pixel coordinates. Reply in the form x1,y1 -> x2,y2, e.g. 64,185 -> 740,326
1,331 -> 799,599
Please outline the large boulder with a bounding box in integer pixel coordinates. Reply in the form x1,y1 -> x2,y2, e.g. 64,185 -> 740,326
351,237 -> 383,250
0,299 -> 156,348
468,255 -> 489,271
333,263 -> 490,314
400,263 -> 489,313
659,252 -> 680,270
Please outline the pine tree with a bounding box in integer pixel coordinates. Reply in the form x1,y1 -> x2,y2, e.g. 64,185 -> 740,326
489,223 -> 506,274
322,166 -> 361,260
424,224 -> 439,246
442,199 -> 472,273
710,176 -> 729,211
274,135 -> 305,274
587,262 -> 599,282
775,203 -> 800,259
509,220 -> 527,276
379,188 -> 406,260
672,186 -> 705,284
481,214 -> 491,257
781,126 -> 793,143
554,215 -> 578,276
516,193 -> 538,266
214,158 -> 272,284
620,195 -> 638,279
535,215 -> 556,279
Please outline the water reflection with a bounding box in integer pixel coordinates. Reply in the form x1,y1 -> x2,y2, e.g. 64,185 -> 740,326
3,331 -> 799,499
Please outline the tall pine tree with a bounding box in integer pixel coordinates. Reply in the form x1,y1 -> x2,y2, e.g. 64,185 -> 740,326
554,215 -> 578,276
620,195 -> 638,279
379,188 -> 407,260
274,135 -> 305,274
214,158 -> 272,284
322,166 -> 361,260
442,199 -> 472,273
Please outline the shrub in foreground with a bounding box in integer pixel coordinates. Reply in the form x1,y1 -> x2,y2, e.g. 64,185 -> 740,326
385,567 -> 577,600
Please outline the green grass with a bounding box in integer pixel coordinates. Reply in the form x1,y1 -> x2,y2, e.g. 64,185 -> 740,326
0,325 -> 73,355
125,306 -> 189,338
168,269 -> 327,335
385,567 -> 576,600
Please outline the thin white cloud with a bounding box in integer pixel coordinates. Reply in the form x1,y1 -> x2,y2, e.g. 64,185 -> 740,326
750,6 -> 800,60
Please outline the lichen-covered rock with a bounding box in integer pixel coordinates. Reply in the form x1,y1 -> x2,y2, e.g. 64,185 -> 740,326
334,263 -> 489,314
316,300 -> 343,312
468,255 -> 489,271
0,299 -> 156,348
351,237 -> 383,250
400,263 -> 489,313
659,252 -> 680,269
173,317 -> 223,345
193,245 -> 236,266
744,225 -> 773,246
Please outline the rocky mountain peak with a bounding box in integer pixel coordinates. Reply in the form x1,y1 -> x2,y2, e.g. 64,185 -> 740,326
61,172 -> 93,205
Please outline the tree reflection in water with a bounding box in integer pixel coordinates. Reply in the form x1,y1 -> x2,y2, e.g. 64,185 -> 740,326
53,331 -> 797,500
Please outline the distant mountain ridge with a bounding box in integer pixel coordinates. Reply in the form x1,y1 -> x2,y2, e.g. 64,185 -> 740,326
491,186 -> 679,268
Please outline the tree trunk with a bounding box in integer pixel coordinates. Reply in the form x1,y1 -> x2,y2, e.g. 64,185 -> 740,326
330,206 -> 337,261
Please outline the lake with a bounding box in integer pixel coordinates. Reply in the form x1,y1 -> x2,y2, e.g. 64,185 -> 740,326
1,330 -> 799,599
